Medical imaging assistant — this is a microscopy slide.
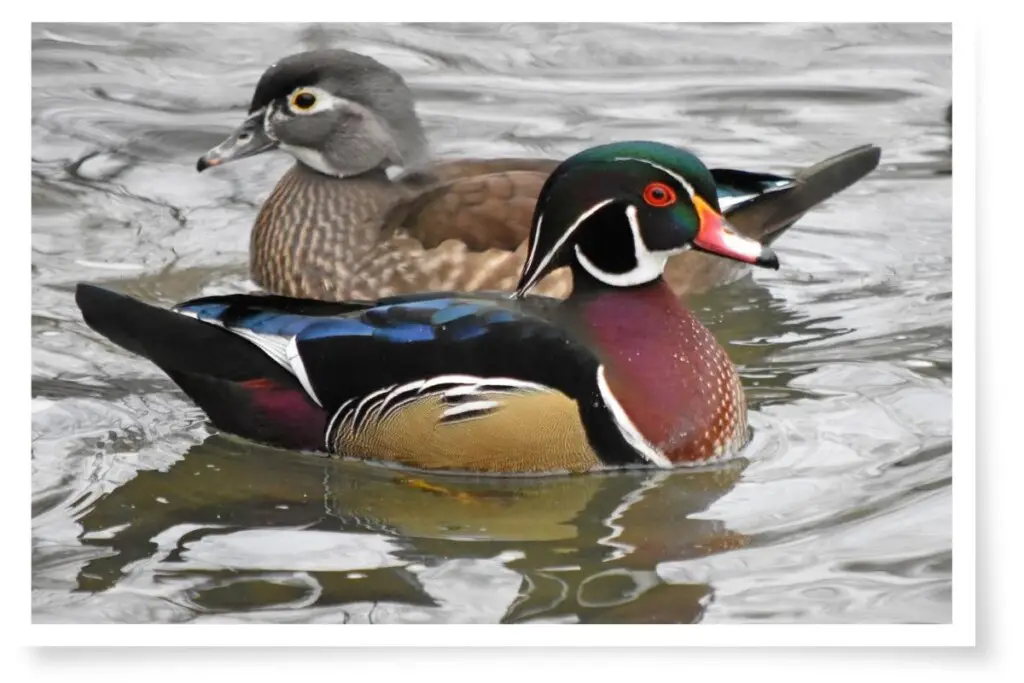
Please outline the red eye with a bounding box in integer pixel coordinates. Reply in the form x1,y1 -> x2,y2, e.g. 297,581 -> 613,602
643,182 -> 676,207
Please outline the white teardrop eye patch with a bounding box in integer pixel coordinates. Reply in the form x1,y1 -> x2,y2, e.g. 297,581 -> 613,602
286,87 -> 335,115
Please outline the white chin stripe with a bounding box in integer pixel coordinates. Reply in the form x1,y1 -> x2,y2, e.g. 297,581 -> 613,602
574,245 -> 668,287
573,204 -> 678,288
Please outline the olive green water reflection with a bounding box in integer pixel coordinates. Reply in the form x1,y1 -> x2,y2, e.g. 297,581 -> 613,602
72,435 -> 747,623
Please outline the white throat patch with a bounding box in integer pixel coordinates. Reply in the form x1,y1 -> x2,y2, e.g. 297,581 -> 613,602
573,204 -> 685,287
278,143 -> 348,178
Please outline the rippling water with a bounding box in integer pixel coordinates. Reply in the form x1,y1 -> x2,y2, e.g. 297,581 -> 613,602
31,22 -> 952,624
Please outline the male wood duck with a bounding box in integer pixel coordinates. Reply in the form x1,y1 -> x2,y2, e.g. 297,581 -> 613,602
78,141 -> 782,474
197,49 -> 880,301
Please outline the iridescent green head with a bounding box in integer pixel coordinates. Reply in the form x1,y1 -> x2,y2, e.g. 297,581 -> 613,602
515,141 -> 779,296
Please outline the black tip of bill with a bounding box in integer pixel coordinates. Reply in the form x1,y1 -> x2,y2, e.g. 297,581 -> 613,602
756,246 -> 780,271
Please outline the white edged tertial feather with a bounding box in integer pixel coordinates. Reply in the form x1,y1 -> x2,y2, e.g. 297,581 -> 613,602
596,365 -> 672,469
233,329 -> 290,369
172,309 -> 323,407
176,310 -> 290,368
286,336 -> 321,407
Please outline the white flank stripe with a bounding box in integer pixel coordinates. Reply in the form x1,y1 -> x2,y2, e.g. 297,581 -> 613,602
420,374 -> 546,393
442,400 -> 500,419
443,384 -> 486,398
419,374 -> 479,391
331,375 -> 550,439
364,384 -> 401,424
596,365 -> 672,469
346,384 -> 398,430
445,383 -> 530,398
442,377 -> 547,397
363,383 -> 404,419
325,397 -> 357,451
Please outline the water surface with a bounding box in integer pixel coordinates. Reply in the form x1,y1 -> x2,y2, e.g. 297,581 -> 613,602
31,22 -> 952,624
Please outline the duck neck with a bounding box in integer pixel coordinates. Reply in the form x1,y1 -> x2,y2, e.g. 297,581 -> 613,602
569,278 -> 747,464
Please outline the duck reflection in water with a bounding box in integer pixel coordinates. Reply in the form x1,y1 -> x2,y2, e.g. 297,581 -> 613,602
72,435 -> 745,624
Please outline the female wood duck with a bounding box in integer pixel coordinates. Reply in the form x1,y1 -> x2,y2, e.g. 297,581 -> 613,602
197,49 -> 880,301
78,141 -> 781,474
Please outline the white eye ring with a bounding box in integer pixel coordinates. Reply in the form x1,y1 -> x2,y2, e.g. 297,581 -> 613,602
291,90 -> 317,111
287,87 -> 334,115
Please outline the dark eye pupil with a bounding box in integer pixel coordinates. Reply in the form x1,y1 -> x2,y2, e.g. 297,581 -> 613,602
295,93 -> 316,109
652,188 -> 665,199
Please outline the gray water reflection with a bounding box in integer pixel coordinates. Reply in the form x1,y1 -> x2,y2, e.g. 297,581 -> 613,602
32,22 -> 952,624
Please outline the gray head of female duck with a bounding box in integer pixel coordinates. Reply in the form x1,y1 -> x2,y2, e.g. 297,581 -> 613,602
197,49 -> 429,178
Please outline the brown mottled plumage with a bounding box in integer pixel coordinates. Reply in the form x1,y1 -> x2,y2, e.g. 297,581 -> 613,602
199,49 -> 881,303
250,161 -> 568,300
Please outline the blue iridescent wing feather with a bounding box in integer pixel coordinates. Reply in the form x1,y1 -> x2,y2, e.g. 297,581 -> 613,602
172,291 -> 592,413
